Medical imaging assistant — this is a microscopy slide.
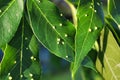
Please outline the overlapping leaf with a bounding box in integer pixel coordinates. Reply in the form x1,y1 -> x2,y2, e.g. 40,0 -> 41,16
27,0 -> 76,62
72,0 -> 104,78
96,31 -> 120,80
108,0 -> 120,24
0,0 -> 23,48
105,17 -> 120,46
0,17 -> 41,80
106,0 -> 120,46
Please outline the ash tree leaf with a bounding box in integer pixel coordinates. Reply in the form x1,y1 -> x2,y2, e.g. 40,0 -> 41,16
27,0 -> 76,62
72,0 -> 104,77
0,17 -> 41,80
0,0 -> 23,48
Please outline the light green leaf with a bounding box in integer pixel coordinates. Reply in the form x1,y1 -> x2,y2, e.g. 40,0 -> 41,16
0,17 -> 41,80
72,0 -> 104,77
27,0 -> 75,62
96,31 -> 120,80
0,0 -> 23,48
29,35 -> 39,57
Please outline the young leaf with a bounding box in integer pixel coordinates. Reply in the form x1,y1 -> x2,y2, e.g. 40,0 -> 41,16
0,0 -> 23,48
96,31 -> 120,80
0,17 -> 41,80
27,0 -> 75,62
72,0 -> 104,77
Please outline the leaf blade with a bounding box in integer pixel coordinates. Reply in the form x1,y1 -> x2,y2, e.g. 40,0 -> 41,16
0,17 -> 41,80
108,0 -> 120,24
72,0 -> 104,77
107,0 -> 120,46
96,31 -> 120,80
0,0 -> 23,48
27,0 -> 76,62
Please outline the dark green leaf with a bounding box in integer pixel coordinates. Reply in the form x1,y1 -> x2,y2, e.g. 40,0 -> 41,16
0,17 -> 41,80
73,66 -> 103,80
105,17 -> 120,46
108,0 -> 120,23
68,0 -> 79,6
27,0 -> 75,62
98,27 -> 109,67
72,54 -> 98,80
82,56 -> 97,72
0,0 -> 23,48
107,0 -> 120,46
72,0 -> 104,77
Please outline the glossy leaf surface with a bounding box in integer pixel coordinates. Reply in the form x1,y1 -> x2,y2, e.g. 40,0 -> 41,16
27,0 -> 75,62
0,0 -> 23,47
72,0 -> 104,77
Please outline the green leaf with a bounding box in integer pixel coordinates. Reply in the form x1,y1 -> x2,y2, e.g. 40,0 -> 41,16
98,27 -> 109,67
73,66 -> 103,80
68,0 -> 79,6
96,31 -> 120,80
0,17 -> 41,80
29,35 -> 39,57
107,0 -> 120,46
72,0 -> 104,77
0,0 -> 23,48
27,0 -> 75,62
108,0 -> 120,24
82,56 -> 97,72
71,52 -> 98,80
105,17 -> 120,46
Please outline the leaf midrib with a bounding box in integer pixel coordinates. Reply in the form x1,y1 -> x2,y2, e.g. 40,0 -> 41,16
32,0 -> 74,50
0,0 -> 15,18
74,0 -> 95,73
